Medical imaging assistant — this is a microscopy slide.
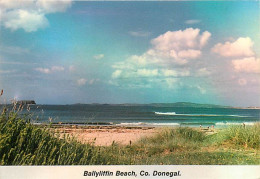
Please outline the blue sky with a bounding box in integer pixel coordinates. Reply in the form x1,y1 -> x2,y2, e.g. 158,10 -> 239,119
0,1 -> 259,106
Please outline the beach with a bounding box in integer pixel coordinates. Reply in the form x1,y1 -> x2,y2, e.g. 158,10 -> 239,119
52,125 -> 218,146
54,125 -> 158,146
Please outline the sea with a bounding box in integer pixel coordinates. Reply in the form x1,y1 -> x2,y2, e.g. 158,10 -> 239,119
18,104 -> 260,128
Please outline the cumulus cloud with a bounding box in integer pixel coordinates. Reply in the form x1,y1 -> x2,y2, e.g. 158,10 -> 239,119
232,57 -> 260,73
212,37 -> 254,57
151,28 -> 210,55
147,28 -> 211,64
114,28 -> 211,70
162,69 -> 190,77
111,68 -> 190,80
136,69 -> 159,77
111,28 -> 211,88
112,28 -> 210,76
185,19 -> 201,24
112,70 -> 122,79
177,49 -> 201,59
200,31 -> 211,47
0,0 -> 72,32
3,10 -> 48,32
93,54 -> 104,60
35,66 -> 64,74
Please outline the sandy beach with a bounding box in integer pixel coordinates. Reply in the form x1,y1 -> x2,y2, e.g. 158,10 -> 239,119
54,125 -> 158,146
53,125 -> 217,146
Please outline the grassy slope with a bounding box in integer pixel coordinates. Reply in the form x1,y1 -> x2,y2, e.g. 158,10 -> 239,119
0,111 -> 259,165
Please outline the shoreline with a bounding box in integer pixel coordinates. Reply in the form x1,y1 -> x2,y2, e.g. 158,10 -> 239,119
32,121 -> 256,129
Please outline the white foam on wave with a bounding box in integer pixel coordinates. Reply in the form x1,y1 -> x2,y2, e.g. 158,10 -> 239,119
154,112 -> 249,117
116,122 -> 180,126
116,122 -> 145,126
150,123 -> 180,126
155,112 -> 176,115
216,122 -> 256,126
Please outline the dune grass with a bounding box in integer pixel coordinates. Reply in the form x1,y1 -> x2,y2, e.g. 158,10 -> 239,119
0,107 -> 259,165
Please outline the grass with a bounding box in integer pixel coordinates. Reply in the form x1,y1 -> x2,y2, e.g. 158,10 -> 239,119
0,106 -> 259,165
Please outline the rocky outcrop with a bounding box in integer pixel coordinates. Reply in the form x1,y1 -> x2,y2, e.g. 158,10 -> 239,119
17,100 -> 36,105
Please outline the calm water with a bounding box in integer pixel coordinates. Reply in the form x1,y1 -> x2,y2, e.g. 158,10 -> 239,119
21,104 -> 260,128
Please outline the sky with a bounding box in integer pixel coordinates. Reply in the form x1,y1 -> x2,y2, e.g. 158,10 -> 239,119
0,1 -> 259,106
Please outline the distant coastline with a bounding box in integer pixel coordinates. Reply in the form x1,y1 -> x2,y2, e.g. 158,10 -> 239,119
71,102 -> 231,108
70,102 -> 260,109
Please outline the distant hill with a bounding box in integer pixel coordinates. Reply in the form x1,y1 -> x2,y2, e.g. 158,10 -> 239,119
72,102 -> 229,108
147,102 -> 229,108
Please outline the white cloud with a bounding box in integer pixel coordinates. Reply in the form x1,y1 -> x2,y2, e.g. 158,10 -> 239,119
112,70 -> 122,79
185,19 -> 201,24
77,78 -> 97,86
113,28 -> 211,70
77,78 -> 87,86
0,0 -> 34,10
0,0 -> 72,32
152,28 -> 210,51
111,28 -> 211,88
129,31 -> 151,37
197,85 -> 206,94
197,68 -> 211,76
111,68 -> 190,79
212,37 -> 254,57
136,69 -> 159,77
3,10 -> 48,32
35,67 -> 51,74
35,66 -> 64,74
149,28 -> 211,64
93,54 -> 104,60
178,49 -> 201,59
232,57 -> 260,73
36,0 -> 72,13
162,69 -> 178,77
162,69 -> 190,77
200,31 -> 211,47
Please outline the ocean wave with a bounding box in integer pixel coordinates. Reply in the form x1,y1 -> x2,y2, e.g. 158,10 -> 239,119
155,112 -> 176,115
116,122 -> 180,126
154,112 -> 249,117
215,122 -> 255,126
116,122 -> 146,126
150,123 -> 180,126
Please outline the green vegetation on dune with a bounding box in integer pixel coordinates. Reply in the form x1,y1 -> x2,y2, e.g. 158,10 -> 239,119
0,109 -> 259,165
0,111 -> 109,165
